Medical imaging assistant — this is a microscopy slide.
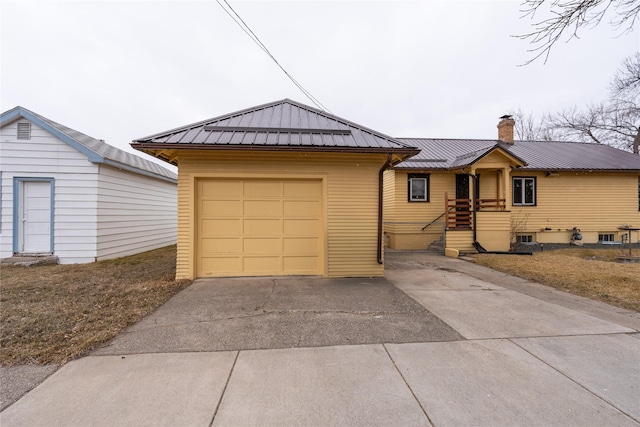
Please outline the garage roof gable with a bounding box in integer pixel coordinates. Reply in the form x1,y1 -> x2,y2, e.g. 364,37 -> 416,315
132,99 -> 419,162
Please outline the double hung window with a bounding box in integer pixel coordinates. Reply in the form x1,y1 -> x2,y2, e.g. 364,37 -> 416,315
513,177 -> 536,206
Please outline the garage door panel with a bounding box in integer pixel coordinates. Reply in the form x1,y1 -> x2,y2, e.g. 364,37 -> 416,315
244,200 -> 282,216
201,256 -> 242,274
244,219 -> 282,235
244,257 -> 281,273
203,200 -> 242,216
283,200 -> 320,216
202,219 -> 242,235
244,238 -> 281,254
283,237 -> 318,253
283,181 -> 321,197
197,178 -> 322,277
283,256 -> 318,272
283,219 -> 320,235
244,181 -> 281,197
202,180 -> 242,197
201,238 -> 241,254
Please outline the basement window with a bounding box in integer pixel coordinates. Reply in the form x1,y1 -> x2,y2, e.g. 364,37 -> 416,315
513,177 -> 536,206
408,174 -> 430,202
598,233 -> 616,243
516,234 -> 534,243
17,122 -> 31,140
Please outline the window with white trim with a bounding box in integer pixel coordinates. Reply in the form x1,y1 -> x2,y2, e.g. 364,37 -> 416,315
408,174 -> 430,202
513,177 -> 536,206
598,233 -> 615,242
516,234 -> 534,243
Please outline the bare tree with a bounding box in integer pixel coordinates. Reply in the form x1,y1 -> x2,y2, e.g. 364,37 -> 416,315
518,0 -> 640,64
508,108 -> 557,140
514,53 -> 640,154
610,52 -> 640,100
547,102 -> 639,153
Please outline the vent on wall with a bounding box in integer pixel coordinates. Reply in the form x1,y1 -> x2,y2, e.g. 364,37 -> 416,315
17,122 -> 31,140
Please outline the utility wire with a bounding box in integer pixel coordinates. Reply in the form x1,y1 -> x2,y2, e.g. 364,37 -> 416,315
217,0 -> 331,113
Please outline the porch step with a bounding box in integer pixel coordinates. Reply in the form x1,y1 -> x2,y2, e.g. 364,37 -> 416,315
1,255 -> 59,266
426,236 -> 445,254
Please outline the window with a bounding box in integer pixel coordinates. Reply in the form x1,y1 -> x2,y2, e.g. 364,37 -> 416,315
408,174 -> 430,202
598,233 -> 615,242
17,122 -> 31,140
516,234 -> 534,243
513,177 -> 536,206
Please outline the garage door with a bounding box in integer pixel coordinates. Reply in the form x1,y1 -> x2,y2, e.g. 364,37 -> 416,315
197,179 -> 323,277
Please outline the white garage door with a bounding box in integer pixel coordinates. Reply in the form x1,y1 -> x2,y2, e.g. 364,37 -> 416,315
197,179 -> 322,277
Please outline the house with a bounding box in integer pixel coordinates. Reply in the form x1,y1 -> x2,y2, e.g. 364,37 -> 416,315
0,106 -> 178,264
384,117 -> 640,255
131,99 -> 418,279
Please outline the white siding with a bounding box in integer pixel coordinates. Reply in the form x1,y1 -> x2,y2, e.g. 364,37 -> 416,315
96,165 -> 176,260
1,120 -> 99,263
1,117 -> 176,264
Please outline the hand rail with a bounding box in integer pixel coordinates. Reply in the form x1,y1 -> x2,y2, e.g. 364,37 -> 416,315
422,210 -> 449,231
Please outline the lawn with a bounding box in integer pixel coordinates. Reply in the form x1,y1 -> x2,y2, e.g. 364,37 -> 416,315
1,246 -> 191,366
474,248 -> 640,312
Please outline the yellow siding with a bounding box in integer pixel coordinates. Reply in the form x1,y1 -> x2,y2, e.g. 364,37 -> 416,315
176,151 -> 386,279
512,172 -> 640,244
476,211 -> 511,251
445,230 -> 474,252
384,170 -> 455,249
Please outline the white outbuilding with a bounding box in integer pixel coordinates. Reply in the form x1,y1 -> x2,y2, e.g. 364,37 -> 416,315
0,106 -> 177,264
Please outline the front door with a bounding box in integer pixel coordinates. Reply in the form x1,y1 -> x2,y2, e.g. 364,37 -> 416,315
455,174 -> 471,228
16,180 -> 53,254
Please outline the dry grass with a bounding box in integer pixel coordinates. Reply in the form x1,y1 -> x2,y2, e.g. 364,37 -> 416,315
0,246 -> 191,366
474,248 -> 640,312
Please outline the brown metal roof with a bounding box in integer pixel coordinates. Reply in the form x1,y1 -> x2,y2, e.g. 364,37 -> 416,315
133,99 -> 419,155
395,138 -> 640,172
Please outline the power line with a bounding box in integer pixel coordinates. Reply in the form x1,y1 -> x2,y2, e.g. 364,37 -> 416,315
216,0 -> 331,113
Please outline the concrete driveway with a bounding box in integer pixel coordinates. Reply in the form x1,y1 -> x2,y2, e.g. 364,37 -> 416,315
2,252 -> 639,426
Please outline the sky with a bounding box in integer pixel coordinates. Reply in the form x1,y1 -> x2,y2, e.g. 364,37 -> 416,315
1,0 -> 638,172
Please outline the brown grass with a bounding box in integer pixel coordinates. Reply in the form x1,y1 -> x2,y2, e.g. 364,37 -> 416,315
474,248 -> 640,312
0,246 -> 191,366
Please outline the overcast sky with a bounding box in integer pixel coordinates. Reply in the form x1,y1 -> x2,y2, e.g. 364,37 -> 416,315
2,0 -> 638,171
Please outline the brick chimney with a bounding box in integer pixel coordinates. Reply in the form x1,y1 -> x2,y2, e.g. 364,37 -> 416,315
497,115 -> 515,143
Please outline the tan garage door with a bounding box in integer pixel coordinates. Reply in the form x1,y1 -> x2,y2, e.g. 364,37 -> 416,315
197,179 -> 323,277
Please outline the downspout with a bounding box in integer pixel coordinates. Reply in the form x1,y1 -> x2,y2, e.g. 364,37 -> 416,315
472,173 -> 478,243
378,154 -> 393,264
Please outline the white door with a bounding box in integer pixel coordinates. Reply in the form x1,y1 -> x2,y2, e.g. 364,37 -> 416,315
18,181 -> 53,254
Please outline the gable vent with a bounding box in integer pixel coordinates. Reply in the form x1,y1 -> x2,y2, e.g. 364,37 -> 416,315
17,122 -> 31,140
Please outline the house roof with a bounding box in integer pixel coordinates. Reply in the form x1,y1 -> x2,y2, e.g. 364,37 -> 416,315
395,138 -> 640,172
1,106 -> 177,183
132,99 -> 419,165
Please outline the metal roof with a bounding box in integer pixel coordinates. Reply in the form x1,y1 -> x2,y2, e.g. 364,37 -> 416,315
132,99 -> 419,155
1,106 -> 177,183
395,138 -> 640,172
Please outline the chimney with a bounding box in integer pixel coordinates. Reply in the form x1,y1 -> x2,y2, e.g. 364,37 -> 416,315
497,115 -> 515,144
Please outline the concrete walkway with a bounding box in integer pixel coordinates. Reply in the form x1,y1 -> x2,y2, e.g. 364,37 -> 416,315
2,253 -> 639,426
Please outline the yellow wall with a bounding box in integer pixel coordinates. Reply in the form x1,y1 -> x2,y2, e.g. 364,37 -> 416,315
476,211 -> 511,251
512,172 -> 640,244
383,170 -> 454,249
384,168 -> 640,251
176,151 -> 388,279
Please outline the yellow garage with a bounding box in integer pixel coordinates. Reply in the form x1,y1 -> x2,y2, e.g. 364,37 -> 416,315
132,99 -> 418,279
197,178 -> 322,276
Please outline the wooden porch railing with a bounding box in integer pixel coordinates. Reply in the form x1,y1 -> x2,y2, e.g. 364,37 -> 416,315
445,193 -> 506,229
475,198 -> 506,210
445,193 -> 471,229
